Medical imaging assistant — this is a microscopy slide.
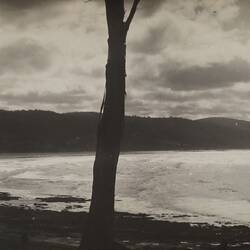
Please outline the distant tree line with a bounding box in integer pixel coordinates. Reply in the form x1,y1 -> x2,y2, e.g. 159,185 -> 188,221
1,110 -> 250,153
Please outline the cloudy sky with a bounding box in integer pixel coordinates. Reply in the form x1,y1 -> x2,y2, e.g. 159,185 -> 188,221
1,0 -> 250,119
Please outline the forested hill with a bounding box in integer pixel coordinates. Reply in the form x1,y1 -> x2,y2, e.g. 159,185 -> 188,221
1,110 -> 250,153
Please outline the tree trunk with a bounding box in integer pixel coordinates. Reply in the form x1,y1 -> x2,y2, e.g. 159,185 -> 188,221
80,1 -> 140,249
80,1 -> 125,250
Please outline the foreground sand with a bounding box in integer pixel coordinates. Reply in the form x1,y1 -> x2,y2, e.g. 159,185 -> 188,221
1,205 -> 250,250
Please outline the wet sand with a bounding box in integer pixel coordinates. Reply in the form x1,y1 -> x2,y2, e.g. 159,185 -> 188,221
1,202 -> 250,250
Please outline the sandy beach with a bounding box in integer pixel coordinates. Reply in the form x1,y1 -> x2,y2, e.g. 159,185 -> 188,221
1,201 -> 250,250
1,152 -> 250,249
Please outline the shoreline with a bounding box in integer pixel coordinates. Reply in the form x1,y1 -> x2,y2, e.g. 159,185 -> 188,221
1,148 -> 250,159
1,205 -> 250,250
1,192 -> 249,229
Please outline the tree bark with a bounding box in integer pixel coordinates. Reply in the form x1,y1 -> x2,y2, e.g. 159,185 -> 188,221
80,1 -> 140,249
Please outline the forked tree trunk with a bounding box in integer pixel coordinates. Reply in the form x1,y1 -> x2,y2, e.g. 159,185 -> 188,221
80,1 -> 140,250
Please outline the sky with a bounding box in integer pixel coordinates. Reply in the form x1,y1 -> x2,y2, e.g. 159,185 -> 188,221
1,0 -> 250,119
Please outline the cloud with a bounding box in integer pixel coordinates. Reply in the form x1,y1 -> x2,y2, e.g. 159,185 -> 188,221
134,0 -> 165,17
125,84 -> 250,119
0,39 -> 51,75
130,25 -> 166,54
71,65 -> 104,78
0,91 -> 79,105
164,58 -> 250,90
2,0 -> 250,120
0,0 -> 80,29
93,0 -> 165,16
0,0 -> 70,10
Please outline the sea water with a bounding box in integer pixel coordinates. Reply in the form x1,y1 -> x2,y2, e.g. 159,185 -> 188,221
0,150 -> 250,226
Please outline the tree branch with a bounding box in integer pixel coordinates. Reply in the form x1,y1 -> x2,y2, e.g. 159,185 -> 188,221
124,0 -> 140,34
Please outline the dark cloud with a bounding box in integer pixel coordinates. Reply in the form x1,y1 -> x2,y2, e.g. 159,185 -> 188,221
0,0 -> 70,10
126,90 -> 250,119
236,0 -> 250,28
0,0 -> 164,16
130,25 -> 166,54
0,0 -> 163,15
1,0 -> 250,120
135,0 -> 165,16
94,0 -> 165,17
0,0 -> 164,28
0,0 -> 75,27
160,58 -> 250,91
0,39 -> 51,75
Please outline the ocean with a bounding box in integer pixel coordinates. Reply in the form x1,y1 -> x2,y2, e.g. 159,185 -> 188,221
1,150 -> 250,226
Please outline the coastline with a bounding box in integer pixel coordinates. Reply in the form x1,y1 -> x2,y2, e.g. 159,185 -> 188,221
1,205 -> 250,250
2,148 -> 250,161
1,152 -> 250,249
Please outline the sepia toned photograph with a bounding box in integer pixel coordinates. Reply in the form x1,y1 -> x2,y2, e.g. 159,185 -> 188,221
1,0 -> 250,249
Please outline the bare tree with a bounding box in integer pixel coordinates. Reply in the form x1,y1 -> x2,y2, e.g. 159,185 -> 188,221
80,0 -> 140,249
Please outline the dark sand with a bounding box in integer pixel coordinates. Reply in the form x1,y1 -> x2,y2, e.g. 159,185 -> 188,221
1,202 -> 250,250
